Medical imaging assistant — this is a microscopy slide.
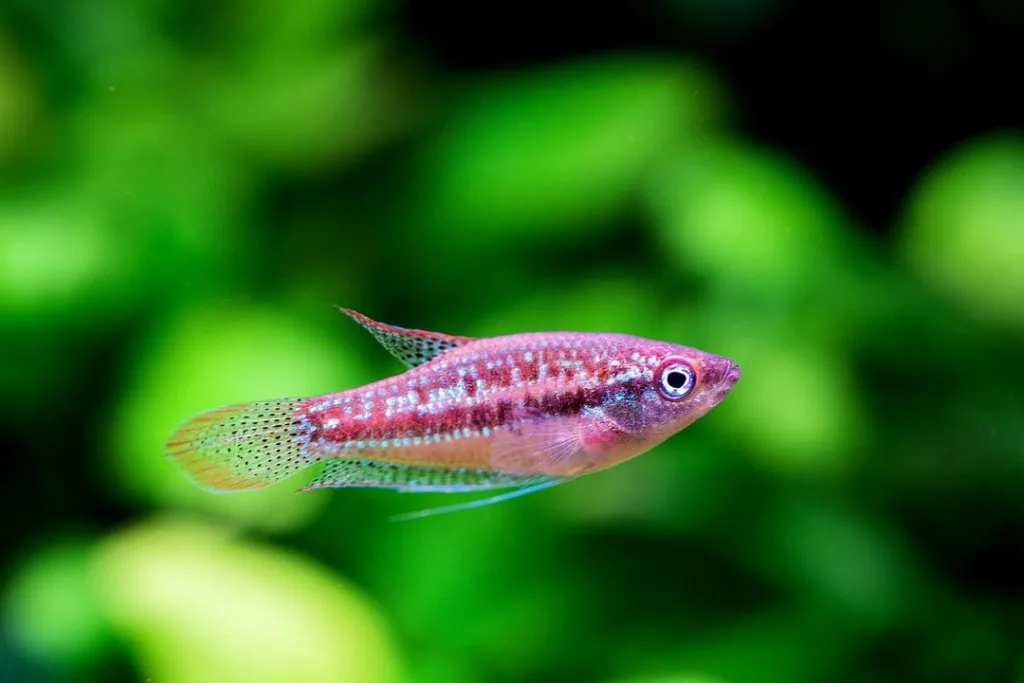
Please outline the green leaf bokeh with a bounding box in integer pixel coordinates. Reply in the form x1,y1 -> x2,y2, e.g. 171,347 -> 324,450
1,3 -> 1022,683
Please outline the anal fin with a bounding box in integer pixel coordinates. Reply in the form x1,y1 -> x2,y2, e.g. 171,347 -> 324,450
303,457 -> 554,492
302,457 -> 566,521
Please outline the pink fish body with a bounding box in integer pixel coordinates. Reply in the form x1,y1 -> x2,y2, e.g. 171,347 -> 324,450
167,309 -> 740,514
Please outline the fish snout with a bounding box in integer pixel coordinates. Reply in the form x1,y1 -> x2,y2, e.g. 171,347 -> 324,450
725,360 -> 741,384
707,356 -> 740,397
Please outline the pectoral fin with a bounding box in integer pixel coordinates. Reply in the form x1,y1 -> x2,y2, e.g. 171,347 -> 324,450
388,478 -> 566,522
488,409 -> 586,475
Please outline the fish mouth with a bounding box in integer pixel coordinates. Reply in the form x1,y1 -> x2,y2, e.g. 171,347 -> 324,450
725,361 -> 741,384
710,359 -> 740,401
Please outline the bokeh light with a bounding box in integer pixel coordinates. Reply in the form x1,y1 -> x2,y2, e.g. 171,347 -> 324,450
1,2 -> 1021,682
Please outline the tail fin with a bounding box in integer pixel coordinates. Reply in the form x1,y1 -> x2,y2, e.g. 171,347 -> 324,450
165,399 -> 316,492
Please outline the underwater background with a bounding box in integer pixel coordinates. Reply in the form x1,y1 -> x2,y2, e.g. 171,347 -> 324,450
1,1 -> 1022,681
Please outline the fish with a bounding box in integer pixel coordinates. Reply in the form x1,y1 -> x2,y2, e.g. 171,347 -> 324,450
165,308 -> 741,519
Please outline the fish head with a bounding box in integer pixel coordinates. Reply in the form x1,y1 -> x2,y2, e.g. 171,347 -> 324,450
649,343 -> 740,430
593,337 -> 741,453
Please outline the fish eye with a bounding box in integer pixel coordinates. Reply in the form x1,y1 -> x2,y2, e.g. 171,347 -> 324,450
657,362 -> 695,400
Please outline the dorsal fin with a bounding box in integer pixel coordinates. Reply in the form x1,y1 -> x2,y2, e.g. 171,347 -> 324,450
338,308 -> 476,368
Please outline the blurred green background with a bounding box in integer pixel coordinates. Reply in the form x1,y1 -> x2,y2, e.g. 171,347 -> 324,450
1,1 -> 1023,682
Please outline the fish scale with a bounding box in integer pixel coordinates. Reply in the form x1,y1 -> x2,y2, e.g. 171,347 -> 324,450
165,309 -> 740,515
300,333 -> 649,463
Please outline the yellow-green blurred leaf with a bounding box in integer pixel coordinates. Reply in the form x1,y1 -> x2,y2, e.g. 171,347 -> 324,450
73,98 -> 252,287
94,517 -> 402,683
0,191 -> 127,319
412,55 -> 725,246
201,40 -> 406,169
649,140 -> 853,299
900,132 -> 1024,328
219,0 -> 378,53
759,497 -> 922,626
2,540 -> 110,669
0,33 -> 44,163
466,275 -> 662,339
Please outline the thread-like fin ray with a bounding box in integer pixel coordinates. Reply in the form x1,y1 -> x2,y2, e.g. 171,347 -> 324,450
338,308 -> 476,368
165,399 -> 315,492
389,478 -> 566,522
303,457 -> 554,492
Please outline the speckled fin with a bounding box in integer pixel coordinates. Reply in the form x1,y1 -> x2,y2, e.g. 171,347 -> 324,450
165,399 -> 313,492
302,457 -> 556,492
338,308 -> 476,368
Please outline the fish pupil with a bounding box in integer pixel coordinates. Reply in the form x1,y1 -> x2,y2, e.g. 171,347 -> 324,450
666,371 -> 686,389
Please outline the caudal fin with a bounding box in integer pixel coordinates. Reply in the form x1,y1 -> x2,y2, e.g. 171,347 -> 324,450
165,399 -> 315,492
